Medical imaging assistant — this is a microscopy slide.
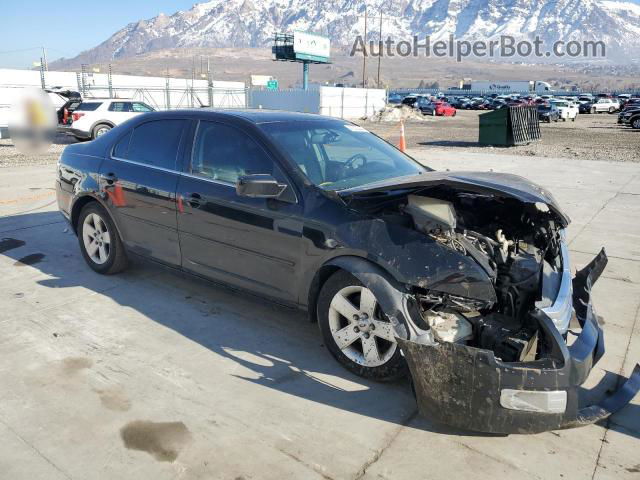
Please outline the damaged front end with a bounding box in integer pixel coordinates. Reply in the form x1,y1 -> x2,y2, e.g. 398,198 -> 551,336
340,173 -> 640,434
399,249 -> 640,434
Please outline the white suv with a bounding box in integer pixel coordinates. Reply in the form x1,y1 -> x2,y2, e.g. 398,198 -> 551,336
59,99 -> 154,141
590,98 -> 619,114
550,100 -> 579,121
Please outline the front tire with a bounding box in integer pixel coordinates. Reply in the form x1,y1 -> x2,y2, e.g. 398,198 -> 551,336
632,118 -> 640,130
317,271 -> 406,381
78,203 -> 128,274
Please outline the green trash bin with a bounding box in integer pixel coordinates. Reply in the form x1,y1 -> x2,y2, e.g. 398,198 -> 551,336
479,106 -> 541,146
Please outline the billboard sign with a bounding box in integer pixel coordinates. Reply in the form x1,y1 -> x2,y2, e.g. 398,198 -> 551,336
293,31 -> 330,63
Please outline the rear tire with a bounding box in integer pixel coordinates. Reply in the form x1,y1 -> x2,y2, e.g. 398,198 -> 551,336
77,203 -> 128,275
92,124 -> 112,140
317,270 -> 407,381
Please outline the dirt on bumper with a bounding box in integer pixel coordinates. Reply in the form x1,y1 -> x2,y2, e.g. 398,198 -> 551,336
398,248 -> 640,434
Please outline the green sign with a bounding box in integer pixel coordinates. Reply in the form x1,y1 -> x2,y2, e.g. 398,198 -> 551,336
267,79 -> 279,90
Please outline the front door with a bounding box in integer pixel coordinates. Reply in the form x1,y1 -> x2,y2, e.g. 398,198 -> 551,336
99,118 -> 190,266
176,120 -> 304,302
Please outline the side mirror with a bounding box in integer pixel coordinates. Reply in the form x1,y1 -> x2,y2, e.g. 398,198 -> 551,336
236,174 -> 287,199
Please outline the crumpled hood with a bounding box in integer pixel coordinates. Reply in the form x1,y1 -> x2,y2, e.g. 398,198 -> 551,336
338,171 -> 570,226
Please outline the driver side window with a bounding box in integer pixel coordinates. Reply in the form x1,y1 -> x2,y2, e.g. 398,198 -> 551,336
191,121 -> 277,185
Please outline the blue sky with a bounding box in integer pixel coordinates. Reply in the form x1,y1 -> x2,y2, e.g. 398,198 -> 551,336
0,1 -> 197,68
2,0 -> 640,68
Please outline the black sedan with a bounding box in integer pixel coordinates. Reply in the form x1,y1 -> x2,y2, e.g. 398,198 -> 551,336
578,102 -> 594,114
537,104 -> 560,122
56,109 -> 639,434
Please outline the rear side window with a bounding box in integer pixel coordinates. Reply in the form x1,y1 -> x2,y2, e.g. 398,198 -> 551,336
109,102 -> 133,112
113,130 -> 132,158
125,120 -> 186,170
76,102 -> 102,111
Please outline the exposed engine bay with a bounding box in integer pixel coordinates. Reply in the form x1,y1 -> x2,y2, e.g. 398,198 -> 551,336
401,188 -> 565,363
338,173 -> 639,434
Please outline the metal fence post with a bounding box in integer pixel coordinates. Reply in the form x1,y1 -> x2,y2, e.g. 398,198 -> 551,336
207,60 -> 213,108
165,75 -> 171,110
108,64 -> 113,98
81,64 -> 87,96
365,89 -> 369,117
39,59 -> 46,89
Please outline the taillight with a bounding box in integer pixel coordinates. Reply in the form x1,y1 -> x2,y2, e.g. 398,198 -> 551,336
72,112 -> 84,122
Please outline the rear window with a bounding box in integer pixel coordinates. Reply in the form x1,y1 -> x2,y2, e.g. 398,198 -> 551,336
76,102 -> 102,111
125,120 -> 186,170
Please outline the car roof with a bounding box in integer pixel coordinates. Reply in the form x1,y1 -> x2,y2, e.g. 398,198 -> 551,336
137,109 -> 345,125
81,98 -> 138,103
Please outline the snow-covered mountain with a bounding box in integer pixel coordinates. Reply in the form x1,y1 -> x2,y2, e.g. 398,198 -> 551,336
54,0 -> 640,65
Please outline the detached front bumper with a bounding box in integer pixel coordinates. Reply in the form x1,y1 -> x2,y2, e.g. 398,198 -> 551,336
398,248 -> 640,434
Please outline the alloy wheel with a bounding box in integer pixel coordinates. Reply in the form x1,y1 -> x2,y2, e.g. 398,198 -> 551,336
82,213 -> 111,264
328,285 -> 397,367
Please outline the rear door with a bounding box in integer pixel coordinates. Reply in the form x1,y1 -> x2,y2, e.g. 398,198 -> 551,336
176,120 -> 304,302
99,118 -> 191,266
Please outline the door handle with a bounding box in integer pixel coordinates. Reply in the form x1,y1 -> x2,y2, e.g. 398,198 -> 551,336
188,192 -> 202,208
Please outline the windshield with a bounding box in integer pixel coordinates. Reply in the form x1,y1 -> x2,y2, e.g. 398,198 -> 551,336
259,120 -> 427,191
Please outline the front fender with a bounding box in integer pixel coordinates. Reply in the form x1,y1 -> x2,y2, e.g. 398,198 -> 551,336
334,219 -> 497,303
323,256 -> 432,343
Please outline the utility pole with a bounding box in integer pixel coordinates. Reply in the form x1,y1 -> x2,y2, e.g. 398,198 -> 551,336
377,10 -> 383,88
362,6 -> 367,89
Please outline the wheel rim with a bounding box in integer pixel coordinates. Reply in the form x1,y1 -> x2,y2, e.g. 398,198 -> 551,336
633,119 -> 640,129
96,127 -> 109,137
328,285 -> 397,367
82,213 -> 111,265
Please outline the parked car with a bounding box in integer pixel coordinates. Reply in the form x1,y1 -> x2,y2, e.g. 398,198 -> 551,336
417,97 -> 436,116
579,102 -> 594,114
434,101 -> 457,116
45,88 -> 83,126
550,100 -> 579,121
537,104 -> 560,122
622,109 -> 640,129
55,109 -> 639,434
58,99 -> 155,140
577,96 -> 594,105
618,104 -> 640,125
400,95 -> 420,108
387,93 -> 403,105
589,98 -> 619,114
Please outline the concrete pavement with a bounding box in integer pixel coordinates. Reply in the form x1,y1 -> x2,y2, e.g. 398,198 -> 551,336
0,151 -> 638,480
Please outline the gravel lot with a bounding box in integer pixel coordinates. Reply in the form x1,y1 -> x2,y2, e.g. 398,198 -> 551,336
2,111 -> 637,166
360,110 -> 640,163
0,135 -> 76,167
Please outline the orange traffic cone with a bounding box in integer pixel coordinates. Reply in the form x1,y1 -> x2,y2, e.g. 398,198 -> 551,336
398,121 -> 407,152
